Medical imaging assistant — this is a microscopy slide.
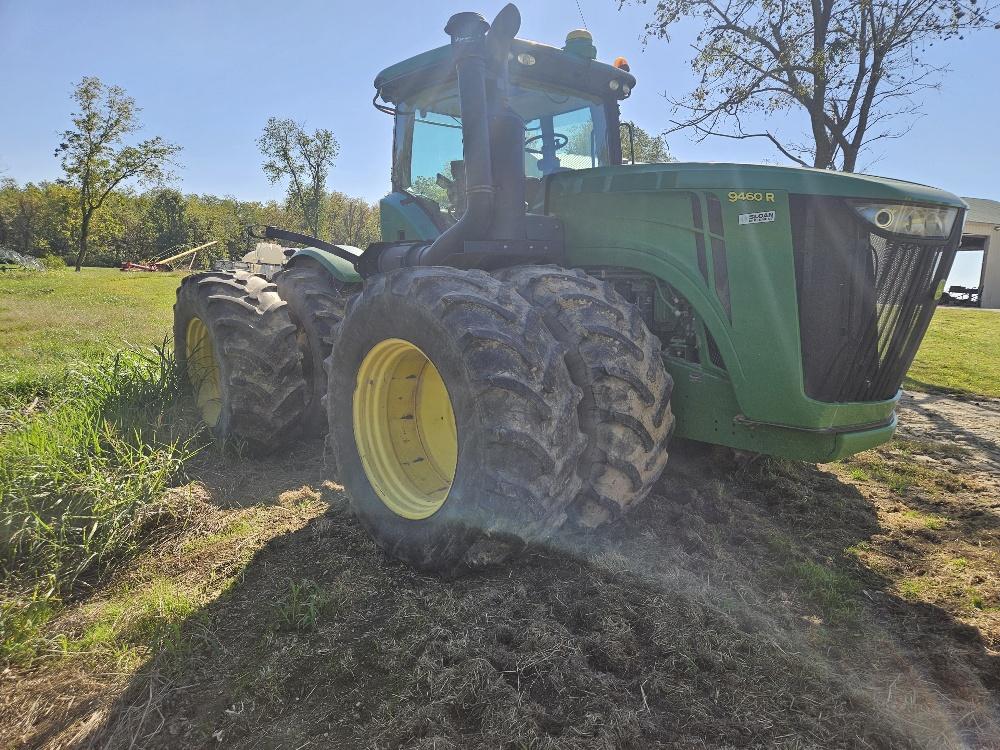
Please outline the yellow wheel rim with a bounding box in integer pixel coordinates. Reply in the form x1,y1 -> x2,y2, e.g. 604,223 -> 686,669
185,317 -> 222,428
352,338 -> 458,519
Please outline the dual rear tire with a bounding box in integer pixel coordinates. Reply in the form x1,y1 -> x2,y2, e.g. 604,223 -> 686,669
173,271 -> 306,454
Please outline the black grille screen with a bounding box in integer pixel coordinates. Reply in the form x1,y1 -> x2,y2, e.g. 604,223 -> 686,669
789,196 -> 960,403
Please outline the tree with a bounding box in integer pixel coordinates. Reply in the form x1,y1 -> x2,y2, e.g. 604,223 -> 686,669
0,181 -> 375,269
0,180 -> 77,258
147,188 -> 189,256
620,124 -> 674,163
56,77 -> 180,270
563,122 -> 673,164
104,191 -> 155,264
409,175 -> 450,208
258,118 -> 339,238
632,0 -> 997,171
327,190 -> 381,248
0,180 -> 43,254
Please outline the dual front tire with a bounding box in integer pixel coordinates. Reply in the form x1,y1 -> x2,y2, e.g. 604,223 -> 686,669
497,266 -> 674,527
326,268 -> 585,574
273,260 -> 357,435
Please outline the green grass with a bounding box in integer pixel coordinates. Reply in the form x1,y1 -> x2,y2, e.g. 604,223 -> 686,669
966,589 -> 986,610
0,267 -> 181,390
783,559 -> 859,621
906,307 -> 1000,398
0,267 -> 199,665
2,268 -> 996,399
900,509 -> 946,530
0,348 -> 200,664
0,596 -> 59,666
0,263 -> 995,671
844,443 -> 968,496
57,577 -> 199,668
898,577 -> 932,599
274,579 -> 330,633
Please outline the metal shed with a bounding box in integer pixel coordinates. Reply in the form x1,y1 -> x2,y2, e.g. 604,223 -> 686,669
958,197 -> 1000,308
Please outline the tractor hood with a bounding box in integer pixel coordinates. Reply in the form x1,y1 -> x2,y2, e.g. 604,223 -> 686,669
546,162 -> 967,208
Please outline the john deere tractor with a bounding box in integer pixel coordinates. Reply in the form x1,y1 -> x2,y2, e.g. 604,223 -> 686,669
174,5 -> 965,574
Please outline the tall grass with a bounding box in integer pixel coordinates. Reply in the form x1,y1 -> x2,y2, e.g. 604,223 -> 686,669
0,346 -> 200,664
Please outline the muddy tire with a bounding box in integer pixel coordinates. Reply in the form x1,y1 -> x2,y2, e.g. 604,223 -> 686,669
326,267 -> 586,575
273,260 -> 358,435
174,271 -> 306,454
497,265 -> 675,528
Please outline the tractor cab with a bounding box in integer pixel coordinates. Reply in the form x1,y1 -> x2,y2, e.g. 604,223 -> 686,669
374,24 -> 635,236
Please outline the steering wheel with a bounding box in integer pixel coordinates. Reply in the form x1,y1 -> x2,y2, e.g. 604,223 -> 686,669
524,132 -> 569,155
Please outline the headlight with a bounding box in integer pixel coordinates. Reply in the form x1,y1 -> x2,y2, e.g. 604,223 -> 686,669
849,201 -> 958,239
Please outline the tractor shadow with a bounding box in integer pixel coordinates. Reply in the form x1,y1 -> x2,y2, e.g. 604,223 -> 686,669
81,441 -> 1000,749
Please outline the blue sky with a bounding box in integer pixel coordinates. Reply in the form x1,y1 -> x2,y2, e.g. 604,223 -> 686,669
0,0 -> 995,283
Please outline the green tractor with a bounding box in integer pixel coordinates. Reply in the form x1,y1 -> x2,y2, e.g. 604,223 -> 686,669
174,5 -> 965,574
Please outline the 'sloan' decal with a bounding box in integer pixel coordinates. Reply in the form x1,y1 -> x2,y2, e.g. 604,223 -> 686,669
738,210 -> 776,225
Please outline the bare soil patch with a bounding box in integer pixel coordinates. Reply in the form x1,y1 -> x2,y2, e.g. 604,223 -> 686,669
898,391 -> 1000,471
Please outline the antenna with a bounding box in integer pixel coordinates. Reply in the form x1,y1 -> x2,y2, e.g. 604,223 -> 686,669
573,0 -> 588,29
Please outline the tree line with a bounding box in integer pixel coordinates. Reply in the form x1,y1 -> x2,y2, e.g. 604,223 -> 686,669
1,76 -> 669,270
0,181 -> 380,268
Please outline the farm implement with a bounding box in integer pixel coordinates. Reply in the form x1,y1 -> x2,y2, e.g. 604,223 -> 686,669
121,240 -> 217,272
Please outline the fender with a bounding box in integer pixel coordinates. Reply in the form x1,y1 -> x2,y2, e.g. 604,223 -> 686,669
287,247 -> 362,284
379,192 -> 445,242
581,245 -> 747,386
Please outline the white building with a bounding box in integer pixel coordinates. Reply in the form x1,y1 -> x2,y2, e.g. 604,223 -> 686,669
960,197 -> 1000,308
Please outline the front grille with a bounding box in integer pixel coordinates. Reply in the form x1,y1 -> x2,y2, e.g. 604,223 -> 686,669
789,196 -> 960,403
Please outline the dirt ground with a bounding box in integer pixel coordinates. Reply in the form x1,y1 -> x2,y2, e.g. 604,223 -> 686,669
898,391 -> 1000,471
2,393 -> 998,749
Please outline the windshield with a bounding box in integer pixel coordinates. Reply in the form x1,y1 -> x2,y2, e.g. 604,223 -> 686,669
395,84 -> 610,218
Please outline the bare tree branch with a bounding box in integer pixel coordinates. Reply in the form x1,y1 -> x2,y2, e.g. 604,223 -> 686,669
627,0 -> 998,171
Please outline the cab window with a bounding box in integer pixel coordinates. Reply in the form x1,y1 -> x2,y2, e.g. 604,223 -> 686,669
394,92 -> 464,221
513,87 -> 609,177
394,84 -> 610,222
